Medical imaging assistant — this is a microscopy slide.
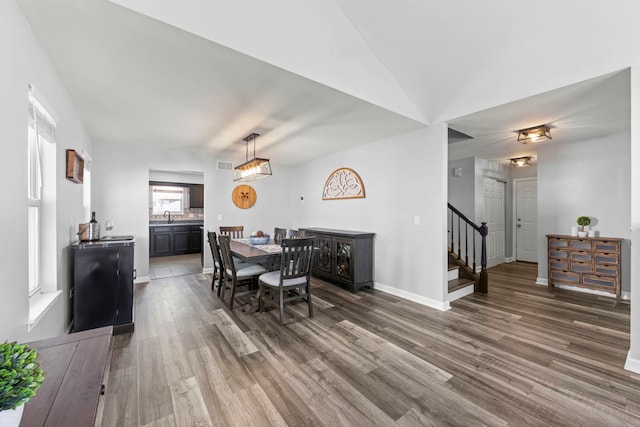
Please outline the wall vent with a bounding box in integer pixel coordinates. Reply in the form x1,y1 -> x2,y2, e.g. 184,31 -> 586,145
217,161 -> 233,171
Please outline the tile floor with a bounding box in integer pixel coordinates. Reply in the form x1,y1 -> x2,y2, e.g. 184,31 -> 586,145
149,253 -> 202,279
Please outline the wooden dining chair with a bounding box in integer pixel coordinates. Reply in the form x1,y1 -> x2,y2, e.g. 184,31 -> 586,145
218,235 -> 267,309
219,226 -> 244,239
207,231 -> 249,296
288,229 -> 306,238
274,227 -> 287,244
207,231 -> 222,292
258,237 -> 315,325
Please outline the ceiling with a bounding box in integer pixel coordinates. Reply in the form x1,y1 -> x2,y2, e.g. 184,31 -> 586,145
448,69 -> 631,163
16,0 -> 424,166
16,0 -> 632,167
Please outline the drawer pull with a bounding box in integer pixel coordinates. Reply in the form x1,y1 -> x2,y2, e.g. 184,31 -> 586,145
101,384 -> 106,395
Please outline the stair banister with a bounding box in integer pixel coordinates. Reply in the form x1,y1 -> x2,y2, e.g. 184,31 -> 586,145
447,203 -> 488,293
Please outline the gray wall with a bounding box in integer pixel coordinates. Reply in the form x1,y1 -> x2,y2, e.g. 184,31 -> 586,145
537,131 -> 631,292
0,0 -> 92,341
92,141 -> 295,279
291,125 -> 449,307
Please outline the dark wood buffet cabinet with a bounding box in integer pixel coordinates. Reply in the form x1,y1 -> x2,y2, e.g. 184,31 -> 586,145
22,326 -> 113,426
547,234 -> 622,298
301,228 -> 374,293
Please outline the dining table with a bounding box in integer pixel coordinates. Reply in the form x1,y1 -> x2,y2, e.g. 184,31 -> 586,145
229,238 -> 283,268
229,238 -> 283,312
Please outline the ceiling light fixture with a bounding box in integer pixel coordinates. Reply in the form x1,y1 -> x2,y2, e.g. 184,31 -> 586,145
233,133 -> 272,182
510,156 -> 533,167
517,124 -> 551,144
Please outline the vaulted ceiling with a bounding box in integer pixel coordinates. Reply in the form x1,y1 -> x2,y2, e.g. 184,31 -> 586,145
17,0 -> 635,165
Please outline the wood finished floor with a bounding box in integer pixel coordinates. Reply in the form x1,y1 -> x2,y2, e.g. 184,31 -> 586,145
102,262 -> 640,426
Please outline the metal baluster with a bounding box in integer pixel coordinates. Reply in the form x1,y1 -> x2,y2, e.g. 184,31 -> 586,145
457,216 -> 461,259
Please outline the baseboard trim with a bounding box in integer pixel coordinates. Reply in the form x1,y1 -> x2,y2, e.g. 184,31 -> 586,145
203,267 -> 214,274
374,282 -> 451,311
536,277 -> 548,286
625,352 -> 640,374
134,275 -> 151,284
505,257 -> 515,263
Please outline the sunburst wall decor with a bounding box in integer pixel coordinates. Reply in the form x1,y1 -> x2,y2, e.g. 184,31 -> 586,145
322,167 -> 365,200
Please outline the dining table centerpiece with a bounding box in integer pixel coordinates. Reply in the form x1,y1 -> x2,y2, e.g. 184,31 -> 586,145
249,230 -> 270,245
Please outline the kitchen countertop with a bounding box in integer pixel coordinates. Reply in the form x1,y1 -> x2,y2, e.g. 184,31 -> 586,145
149,220 -> 203,227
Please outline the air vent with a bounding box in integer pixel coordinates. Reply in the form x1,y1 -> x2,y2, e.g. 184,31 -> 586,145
217,161 -> 233,171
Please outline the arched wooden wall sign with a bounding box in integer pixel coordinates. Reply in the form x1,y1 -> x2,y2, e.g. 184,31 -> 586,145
322,167 -> 366,200
232,185 -> 257,209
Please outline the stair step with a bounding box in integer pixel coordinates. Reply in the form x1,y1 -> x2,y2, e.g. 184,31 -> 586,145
448,277 -> 474,293
447,264 -> 459,281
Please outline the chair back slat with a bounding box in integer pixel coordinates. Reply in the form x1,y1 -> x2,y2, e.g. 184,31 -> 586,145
220,226 -> 244,239
288,229 -> 306,239
218,235 -> 236,279
280,237 -> 315,280
207,231 -> 220,264
274,227 -> 287,244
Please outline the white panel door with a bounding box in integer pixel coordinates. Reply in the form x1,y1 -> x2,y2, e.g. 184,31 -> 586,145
516,179 -> 538,263
483,177 -> 505,268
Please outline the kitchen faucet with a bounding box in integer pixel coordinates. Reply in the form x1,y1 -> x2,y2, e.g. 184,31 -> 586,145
163,210 -> 171,223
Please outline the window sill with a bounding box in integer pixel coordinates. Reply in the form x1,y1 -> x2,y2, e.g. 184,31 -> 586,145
28,290 -> 62,332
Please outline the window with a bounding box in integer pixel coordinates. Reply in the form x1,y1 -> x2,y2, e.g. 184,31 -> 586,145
28,87 -> 56,296
150,185 -> 189,214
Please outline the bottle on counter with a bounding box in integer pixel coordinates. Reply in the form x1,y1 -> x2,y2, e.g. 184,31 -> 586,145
88,211 -> 100,240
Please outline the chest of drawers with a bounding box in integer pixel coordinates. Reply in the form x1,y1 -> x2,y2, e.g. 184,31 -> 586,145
547,234 -> 622,298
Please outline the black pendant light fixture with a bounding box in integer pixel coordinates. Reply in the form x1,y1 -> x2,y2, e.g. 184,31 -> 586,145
233,133 -> 272,182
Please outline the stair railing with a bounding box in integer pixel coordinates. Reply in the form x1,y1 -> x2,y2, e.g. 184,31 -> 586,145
447,203 -> 488,293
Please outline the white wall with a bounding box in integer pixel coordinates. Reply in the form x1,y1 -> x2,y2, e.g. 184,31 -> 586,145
291,125 -> 449,308
92,141 -> 294,278
537,132 -> 631,290
1,0 -> 92,342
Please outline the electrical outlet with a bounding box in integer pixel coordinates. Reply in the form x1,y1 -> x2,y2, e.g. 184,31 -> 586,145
218,214 -> 223,221
413,215 -> 421,226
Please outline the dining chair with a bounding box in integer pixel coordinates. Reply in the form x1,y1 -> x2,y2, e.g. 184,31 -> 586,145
218,235 -> 267,309
220,226 -> 244,239
274,227 -> 287,244
207,231 -> 222,292
258,237 -> 315,325
208,231 -> 249,296
288,229 -> 306,238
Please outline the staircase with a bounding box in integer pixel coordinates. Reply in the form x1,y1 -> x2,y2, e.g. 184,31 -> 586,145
448,263 -> 475,301
447,203 -> 488,301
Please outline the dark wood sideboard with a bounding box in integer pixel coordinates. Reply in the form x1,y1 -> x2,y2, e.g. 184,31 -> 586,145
21,326 -> 113,426
547,234 -> 622,298
300,228 -> 374,293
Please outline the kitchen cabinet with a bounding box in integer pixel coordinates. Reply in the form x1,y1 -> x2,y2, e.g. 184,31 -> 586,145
72,240 -> 135,334
547,234 -> 622,298
190,184 -> 204,208
151,225 -> 173,257
150,223 -> 202,257
300,228 -> 374,293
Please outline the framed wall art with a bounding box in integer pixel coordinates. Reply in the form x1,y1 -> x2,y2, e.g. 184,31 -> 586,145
66,149 -> 84,183
322,167 -> 365,200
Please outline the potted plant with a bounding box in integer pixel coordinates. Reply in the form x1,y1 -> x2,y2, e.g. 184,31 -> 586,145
0,341 -> 44,426
577,216 -> 591,237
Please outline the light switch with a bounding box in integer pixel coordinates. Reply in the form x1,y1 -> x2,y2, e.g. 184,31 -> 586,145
218,214 -> 224,221
413,215 -> 421,225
